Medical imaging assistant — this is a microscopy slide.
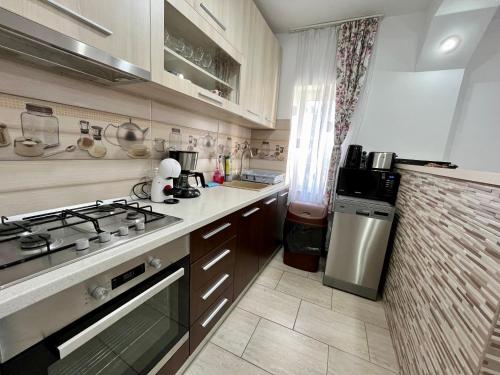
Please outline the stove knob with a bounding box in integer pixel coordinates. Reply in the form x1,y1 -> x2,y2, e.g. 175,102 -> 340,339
91,286 -> 109,301
118,226 -> 129,236
98,231 -> 111,243
135,221 -> 145,231
149,258 -> 162,269
75,238 -> 90,251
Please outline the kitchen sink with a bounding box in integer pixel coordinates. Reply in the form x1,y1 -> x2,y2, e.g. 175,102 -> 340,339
223,180 -> 271,191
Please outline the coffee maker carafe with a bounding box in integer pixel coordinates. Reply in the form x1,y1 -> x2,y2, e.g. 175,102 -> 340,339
169,150 -> 207,198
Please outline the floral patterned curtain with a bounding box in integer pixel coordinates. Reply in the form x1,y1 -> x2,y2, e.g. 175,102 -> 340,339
325,18 -> 379,212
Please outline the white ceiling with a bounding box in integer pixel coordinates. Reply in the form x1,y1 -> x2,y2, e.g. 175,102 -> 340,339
254,0 -> 435,33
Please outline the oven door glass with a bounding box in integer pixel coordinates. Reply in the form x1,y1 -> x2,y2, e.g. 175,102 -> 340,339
1,256 -> 189,375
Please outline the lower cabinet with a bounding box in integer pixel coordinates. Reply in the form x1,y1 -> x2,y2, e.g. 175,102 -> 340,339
260,193 -> 280,269
234,202 -> 262,298
188,190 -> 287,353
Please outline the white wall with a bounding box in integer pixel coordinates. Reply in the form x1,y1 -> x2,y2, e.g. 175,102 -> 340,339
351,12 -> 464,161
446,14 -> 500,171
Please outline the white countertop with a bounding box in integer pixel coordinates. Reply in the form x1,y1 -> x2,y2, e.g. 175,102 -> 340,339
396,164 -> 500,187
0,183 -> 288,319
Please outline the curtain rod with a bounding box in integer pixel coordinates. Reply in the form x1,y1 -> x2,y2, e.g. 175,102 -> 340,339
289,13 -> 384,33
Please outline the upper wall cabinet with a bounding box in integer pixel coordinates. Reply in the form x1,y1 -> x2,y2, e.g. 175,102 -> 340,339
0,0 -> 151,72
193,0 -> 245,54
262,30 -> 281,128
150,0 -> 242,112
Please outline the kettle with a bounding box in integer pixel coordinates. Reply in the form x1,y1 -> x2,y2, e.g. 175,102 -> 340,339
104,118 -> 149,150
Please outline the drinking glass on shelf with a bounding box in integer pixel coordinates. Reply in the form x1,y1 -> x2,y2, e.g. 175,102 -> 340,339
164,29 -> 170,47
201,50 -> 212,70
171,37 -> 185,54
182,42 -> 194,60
193,47 -> 204,65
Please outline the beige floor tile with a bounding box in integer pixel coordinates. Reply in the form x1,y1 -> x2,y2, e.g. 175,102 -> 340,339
276,272 -> 332,308
255,266 -> 284,289
328,347 -> 397,375
308,271 -> 324,282
268,258 -> 310,277
366,323 -> 400,373
238,283 -> 301,328
185,343 -> 271,375
243,319 -> 328,375
294,301 -> 370,360
210,307 -> 260,357
331,289 -> 388,328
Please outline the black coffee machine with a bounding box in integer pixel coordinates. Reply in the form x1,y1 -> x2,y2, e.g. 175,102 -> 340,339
169,151 -> 207,198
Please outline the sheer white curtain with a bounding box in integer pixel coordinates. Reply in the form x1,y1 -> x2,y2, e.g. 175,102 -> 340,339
286,27 -> 337,204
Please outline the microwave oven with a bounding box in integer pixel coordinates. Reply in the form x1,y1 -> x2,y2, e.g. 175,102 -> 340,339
336,167 -> 401,204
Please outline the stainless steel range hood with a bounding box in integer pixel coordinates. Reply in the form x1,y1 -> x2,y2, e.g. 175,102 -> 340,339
0,8 -> 151,84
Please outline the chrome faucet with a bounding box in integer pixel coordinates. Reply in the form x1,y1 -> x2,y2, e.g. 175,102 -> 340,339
238,146 -> 254,179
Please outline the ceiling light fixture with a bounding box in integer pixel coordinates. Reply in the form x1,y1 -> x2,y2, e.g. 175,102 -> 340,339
440,36 -> 461,53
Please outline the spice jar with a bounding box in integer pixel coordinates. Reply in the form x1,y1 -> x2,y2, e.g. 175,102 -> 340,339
21,103 -> 59,148
88,126 -> 107,158
77,120 -> 94,150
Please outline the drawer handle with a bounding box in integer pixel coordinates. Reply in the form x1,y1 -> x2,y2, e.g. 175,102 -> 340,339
202,223 -> 231,240
42,0 -> 113,36
279,192 -> 289,197
199,3 -> 226,31
242,207 -> 260,217
264,198 -> 277,205
198,92 -> 223,106
202,298 -> 229,327
202,274 -> 229,300
202,249 -> 231,271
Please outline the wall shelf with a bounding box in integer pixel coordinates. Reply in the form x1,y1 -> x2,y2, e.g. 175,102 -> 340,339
164,46 -> 234,91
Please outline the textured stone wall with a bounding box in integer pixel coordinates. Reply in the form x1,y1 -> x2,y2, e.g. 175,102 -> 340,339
383,170 -> 500,374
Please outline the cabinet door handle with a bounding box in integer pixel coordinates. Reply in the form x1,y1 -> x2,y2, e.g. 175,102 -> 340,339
279,192 -> 289,197
202,249 -> 231,271
242,207 -> 260,218
199,3 -> 226,31
264,198 -> 277,205
202,223 -> 231,240
198,92 -> 223,106
42,0 -> 113,36
202,298 -> 228,327
247,109 -> 260,117
201,274 -> 229,300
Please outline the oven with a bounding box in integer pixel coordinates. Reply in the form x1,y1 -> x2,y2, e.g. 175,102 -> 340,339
0,236 -> 190,375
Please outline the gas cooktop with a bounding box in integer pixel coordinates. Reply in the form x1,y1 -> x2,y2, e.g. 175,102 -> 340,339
0,199 -> 182,289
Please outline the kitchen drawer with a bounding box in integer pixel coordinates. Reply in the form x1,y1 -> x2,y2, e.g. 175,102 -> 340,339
191,270 -> 233,324
190,214 -> 236,263
191,236 -> 236,291
190,284 -> 233,353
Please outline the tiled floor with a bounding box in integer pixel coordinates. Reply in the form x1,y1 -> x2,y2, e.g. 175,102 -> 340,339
184,249 -> 399,375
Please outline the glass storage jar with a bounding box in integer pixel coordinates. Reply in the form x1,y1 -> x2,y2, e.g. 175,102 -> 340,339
21,103 -> 59,148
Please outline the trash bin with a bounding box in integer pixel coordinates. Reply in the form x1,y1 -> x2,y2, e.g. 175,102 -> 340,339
283,201 -> 328,272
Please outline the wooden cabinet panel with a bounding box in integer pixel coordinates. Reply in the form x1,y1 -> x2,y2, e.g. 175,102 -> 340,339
234,202 -> 262,297
190,214 -> 237,263
0,0 -> 151,71
262,30 -> 281,128
260,193 -> 280,269
190,285 -> 233,353
277,189 -> 289,242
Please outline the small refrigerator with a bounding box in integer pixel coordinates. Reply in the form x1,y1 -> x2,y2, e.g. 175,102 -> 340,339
323,196 -> 396,300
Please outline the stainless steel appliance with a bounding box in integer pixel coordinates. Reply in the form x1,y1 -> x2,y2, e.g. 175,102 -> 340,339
336,167 -> 401,204
344,144 -> 363,169
366,152 -> 396,170
0,236 -> 189,373
241,169 -> 284,185
0,8 -> 150,84
169,151 -> 206,198
324,197 -> 396,300
0,199 -> 182,289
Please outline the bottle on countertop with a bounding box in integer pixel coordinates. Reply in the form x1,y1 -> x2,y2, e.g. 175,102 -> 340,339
224,155 -> 232,182
360,151 -> 368,169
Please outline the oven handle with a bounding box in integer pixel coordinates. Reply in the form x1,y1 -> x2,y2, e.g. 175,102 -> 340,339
57,267 -> 185,359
